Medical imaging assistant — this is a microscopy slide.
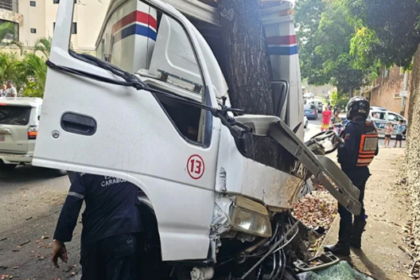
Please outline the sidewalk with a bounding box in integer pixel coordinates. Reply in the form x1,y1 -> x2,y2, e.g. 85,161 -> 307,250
320,148 -> 411,280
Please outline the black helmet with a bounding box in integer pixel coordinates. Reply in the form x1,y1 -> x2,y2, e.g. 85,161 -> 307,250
346,96 -> 370,120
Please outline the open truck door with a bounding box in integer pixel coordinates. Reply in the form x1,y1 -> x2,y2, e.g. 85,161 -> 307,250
33,0 -> 225,261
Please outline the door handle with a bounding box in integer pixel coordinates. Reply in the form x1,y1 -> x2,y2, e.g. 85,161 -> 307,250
61,112 -> 97,136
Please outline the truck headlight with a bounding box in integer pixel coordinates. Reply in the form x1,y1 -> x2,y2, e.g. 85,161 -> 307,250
230,196 -> 272,238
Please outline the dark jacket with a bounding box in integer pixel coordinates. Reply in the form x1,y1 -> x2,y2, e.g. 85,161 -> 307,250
54,173 -> 143,248
337,119 -> 379,184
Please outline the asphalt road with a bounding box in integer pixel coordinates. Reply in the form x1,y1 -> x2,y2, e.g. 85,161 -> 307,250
0,167 -> 82,279
0,114 -> 404,279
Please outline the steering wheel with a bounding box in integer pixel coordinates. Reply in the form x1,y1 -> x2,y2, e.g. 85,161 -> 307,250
310,130 -> 342,154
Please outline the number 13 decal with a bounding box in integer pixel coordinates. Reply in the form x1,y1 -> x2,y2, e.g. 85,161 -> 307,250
187,154 -> 205,180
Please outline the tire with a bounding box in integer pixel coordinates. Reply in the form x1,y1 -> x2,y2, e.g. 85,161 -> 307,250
46,168 -> 67,176
0,164 -> 17,172
55,169 -> 68,176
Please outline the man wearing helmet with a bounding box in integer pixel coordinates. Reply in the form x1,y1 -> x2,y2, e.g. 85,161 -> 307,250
324,96 -> 379,256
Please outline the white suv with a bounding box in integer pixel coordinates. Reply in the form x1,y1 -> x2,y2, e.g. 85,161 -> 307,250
0,97 -> 65,173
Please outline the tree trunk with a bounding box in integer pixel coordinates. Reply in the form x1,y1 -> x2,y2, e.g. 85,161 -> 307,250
218,0 -> 295,172
218,0 -> 273,115
349,87 -> 353,99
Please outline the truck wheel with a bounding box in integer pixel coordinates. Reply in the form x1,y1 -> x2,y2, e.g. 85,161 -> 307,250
45,168 -> 67,176
0,164 -> 17,172
54,169 -> 68,176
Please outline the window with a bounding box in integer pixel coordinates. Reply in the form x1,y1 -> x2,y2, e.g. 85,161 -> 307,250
53,0 -> 77,3
30,28 -> 36,34
0,0 -> 15,11
388,113 -> 402,122
73,7 -> 208,145
371,111 -> 386,120
30,1 -> 36,6
71,23 -> 77,34
0,20 -> 18,41
0,106 -> 31,126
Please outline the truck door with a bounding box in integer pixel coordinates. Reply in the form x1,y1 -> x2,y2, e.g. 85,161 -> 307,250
33,0 -> 221,261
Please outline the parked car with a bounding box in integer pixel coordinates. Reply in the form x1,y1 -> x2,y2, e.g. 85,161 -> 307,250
317,102 -> 323,113
304,115 -> 308,128
370,106 -> 387,112
307,99 -> 324,113
0,98 -> 66,174
369,109 -> 407,138
304,104 -> 318,120
304,92 -> 314,99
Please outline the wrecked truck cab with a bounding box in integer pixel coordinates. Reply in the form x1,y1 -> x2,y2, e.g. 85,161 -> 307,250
33,0 -> 361,274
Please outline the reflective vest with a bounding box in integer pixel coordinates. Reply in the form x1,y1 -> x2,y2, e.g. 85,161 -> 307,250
357,131 -> 378,167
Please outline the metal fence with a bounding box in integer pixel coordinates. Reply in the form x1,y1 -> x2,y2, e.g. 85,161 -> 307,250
0,0 -> 18,12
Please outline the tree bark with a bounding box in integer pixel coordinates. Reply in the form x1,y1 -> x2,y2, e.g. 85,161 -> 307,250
218,0 -> 273,115
218,0 -> 296,172
405,43 -> 420,258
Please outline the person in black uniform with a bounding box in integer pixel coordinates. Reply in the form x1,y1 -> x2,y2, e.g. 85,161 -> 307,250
324,96 -> 379,256
52,173 -> 143,280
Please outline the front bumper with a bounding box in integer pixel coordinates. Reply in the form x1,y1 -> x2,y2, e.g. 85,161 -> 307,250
0,152 -> 33,165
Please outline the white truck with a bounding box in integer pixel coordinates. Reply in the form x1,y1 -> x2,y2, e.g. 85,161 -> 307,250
34,0 -> 362,278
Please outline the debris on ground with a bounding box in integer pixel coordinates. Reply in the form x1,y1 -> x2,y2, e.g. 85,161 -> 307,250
19,240 -> 30,246
410,260 -> 420,279
297,261 -> 374,280
293,184 -> 337,254
293,184 -> 337,230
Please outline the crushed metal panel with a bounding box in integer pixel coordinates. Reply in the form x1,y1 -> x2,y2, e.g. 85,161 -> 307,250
216,125 -> 304,210
268,120 -> 362,215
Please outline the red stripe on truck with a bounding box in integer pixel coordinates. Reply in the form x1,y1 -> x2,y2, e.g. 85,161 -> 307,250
112,11 -> 157,36
266,35 -> 297,46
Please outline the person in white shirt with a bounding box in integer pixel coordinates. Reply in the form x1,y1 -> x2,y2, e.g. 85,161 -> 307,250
0,84 -> 6,97
6,81 -> 17,97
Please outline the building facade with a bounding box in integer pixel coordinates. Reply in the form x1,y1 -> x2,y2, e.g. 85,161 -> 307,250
363,66 -> 410,118
0,0 -> 110,51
